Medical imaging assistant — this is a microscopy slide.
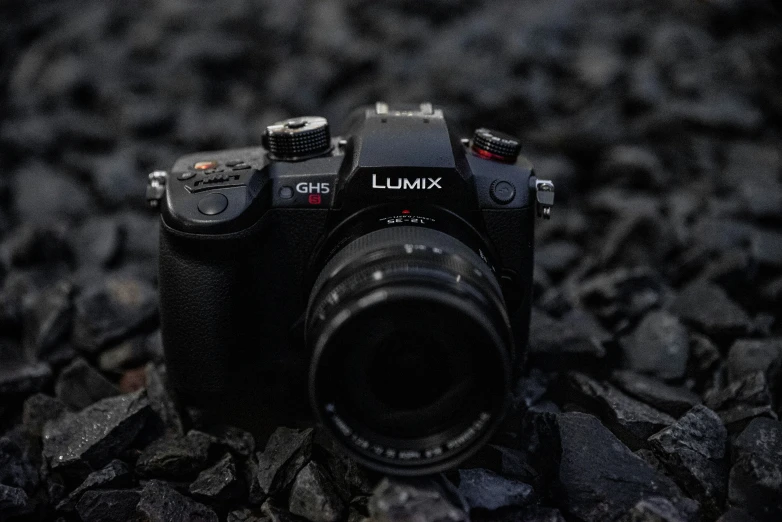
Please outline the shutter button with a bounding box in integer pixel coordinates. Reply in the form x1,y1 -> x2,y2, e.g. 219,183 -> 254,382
198,193 -> 229,215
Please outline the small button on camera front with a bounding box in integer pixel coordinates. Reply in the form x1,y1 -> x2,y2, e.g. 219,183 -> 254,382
177,171 -> 196,181
490,180 -> 516,204
197,193 -> 229,216
279,186 -> 294,199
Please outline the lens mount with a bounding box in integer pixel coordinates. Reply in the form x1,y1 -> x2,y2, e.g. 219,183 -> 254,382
306,226 -> 512,475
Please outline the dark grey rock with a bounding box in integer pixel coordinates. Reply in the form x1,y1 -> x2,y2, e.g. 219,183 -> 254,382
528,308 -> 610,369
617,496 -> 693,522
728,418 -> 782,521
189,453 -> 244,503
144,363 -> 184,436
727,338 -> 782,383
72,275 -> 158,352
598,145 -> 666,189
55,357 -> 119,410
705,371 -> 776,432
716,508 -> 760,522
204,424 -> 255,458
228,507 -> 268,522
516,506 -> 567,522
137,479 -> 218,522
11,164 -> 90,224
56,459 -> 132,512
42,390 -> 151,475
611,370 -> 701,417
0,435 -> 39,494
263,500 -> 310,522
0,360 -> 52,396
75,489 -> 141,522
288,461 -> 345,522
457,468 -> 533,511
21,280 -> 73,362
69,217 -> 123,268
620,310 -> 689,381
547,412 -> 685,522
250,427 -> 313,503
535,240 -> 582,275
751,229 -> 782,268
0,484 -> 30,518
135,431 -> 212,479
689,333 -> 722,393
575,267 -> 665,323
648,405 -> 728,519
670,280 -> 751,338
563,372 -> 675,450
22,393 -> 67,437
369,477 -> 468,522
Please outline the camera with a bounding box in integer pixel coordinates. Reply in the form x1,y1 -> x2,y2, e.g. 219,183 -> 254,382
148,103 -> 554,475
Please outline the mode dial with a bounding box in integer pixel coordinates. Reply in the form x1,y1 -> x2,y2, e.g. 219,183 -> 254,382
263,116 -> 331,161
470,128 -> 521,163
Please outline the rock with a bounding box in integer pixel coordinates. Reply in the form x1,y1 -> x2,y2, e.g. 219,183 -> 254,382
0,484 -> 30,518
648,405 -> 728,519
670,280 -> 751,338
0,435 -> 39,494
228,507 -> 268,522
42,390 -> 151,476
536,412 -> 686,522
575,267 -> 665,323
528,308 -> 610,369
69,217 -> 123,268
75,489 -> 141,522
21,280 -> 73,362
204,425 -> 255,459
535,240 -> 582,275
135,432 -> 212,479
705,371 -> 776,432
72,275 -> 158,352
144,363 -> 184,436
250,427 -> 313,503
621,310 -> 690,381
728,418 -> 782,521
562,372 -> 675,450
611,370 -> 701,417
22,393 -> 67,436
56,459 -> 132,512
598,145 -> 666,189
263,500 -> 310,522
457,468 -> 533,511
55,357 -> 119,410
11,164 -> 90,225
0,360 -> 52,396
727,338 -> 782,383
688,333 -> 722,393
189,453 -> 244,503
368,477 -> 468,522
716,508 -> 760,522
137,479 -> 218,522
288,461 -> 345,522
617,496 -> 693,522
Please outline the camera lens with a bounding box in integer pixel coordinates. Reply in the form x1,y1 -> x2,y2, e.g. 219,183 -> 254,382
306,226 -> 512,475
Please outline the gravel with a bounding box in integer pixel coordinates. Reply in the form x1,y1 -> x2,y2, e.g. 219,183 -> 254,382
1,0 -> 780,520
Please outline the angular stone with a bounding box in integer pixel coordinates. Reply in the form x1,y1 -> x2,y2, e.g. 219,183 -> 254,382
42,390 -> 150,475
728,418 -> 782,521
369,477 -> 467,522
535,240 -> 582,275
575,267 -> 665,323
137,480 -> 217,522
21,280 -> 73,362
135,432 -> 212,479
144,363 -> 184,436
228,507 -> 268,522
528,308 -> 610,369
716,508 -> 760,522
751,229 -> 782,268
727,338 -> 782,382
457,468 -> 533,511
0,484 -> 30,518
563,372 -> 675,450
56,459 -> 132,512
204,424 -> 255,458
611,371 -> 701,417
289,461 -> 345,522
705,371 -> 776,432
617,496 -> 694,522
22,393 -> 67,437
55,357 -> 119,410
189,453 -> 243,503
72,275 -> 158,352
670,281 -> 750,338
648,405 -> 728,519
0,360 -> 52,396
545,412 -> 685,522
75,489 -> 141,522
250,427 -> 313,503
69,217 -> 123,268
621,310 -> 689,381
0,435 -> 39,494
0,224 -> 72,267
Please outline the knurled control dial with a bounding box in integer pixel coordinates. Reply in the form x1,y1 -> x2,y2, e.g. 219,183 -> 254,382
263,116 -> 331,161
471,128 -> 522,163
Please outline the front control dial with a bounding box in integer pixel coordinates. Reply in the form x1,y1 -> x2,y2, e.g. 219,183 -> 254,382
263,116 -> 332,161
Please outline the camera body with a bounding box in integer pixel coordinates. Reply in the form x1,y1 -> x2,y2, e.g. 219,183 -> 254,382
152,103 -> 553,474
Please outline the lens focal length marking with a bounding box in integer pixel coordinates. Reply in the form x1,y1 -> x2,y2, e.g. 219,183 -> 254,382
325,403 -> 492,464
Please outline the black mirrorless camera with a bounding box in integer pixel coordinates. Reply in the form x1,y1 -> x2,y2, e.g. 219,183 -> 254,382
148,103 -> 554,475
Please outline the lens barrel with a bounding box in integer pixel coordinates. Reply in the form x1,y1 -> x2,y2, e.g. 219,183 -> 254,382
306,226 -> 512,475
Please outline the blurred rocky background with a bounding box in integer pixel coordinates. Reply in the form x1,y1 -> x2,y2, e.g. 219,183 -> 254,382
1,0 -> 781,521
